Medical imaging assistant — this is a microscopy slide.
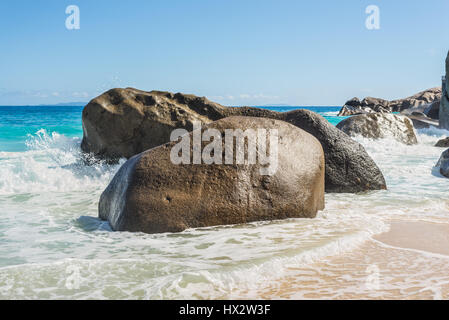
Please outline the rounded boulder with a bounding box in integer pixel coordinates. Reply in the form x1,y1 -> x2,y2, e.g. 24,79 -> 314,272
99,116 -> 325,234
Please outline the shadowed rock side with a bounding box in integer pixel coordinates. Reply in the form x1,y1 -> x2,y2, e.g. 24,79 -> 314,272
436,149 -> 449,178
281,110 -> 387,193
82,88 -> 387,193
435,137 -> 449,148
440,52 -> 449,130
336,113 -> 418,145
99,117 -> 325,234
338,87 -> 442,117
424,100 -> 440,120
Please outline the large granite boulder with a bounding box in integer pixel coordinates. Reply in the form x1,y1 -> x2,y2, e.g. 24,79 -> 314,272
81,88 -> 228,159
280,110 -> 387,193
81,88 -> 282,159
82,88 -> 387,193
99,117 -> 325,234
336,113 -> 417,145
338,88 -> 442,116
436,149 -> 449,178
440,52 -> 449,130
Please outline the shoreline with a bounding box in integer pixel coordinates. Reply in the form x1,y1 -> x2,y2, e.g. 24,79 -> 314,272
252,220 -> 449,300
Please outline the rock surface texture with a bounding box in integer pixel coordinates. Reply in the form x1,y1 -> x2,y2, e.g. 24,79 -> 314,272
435,137 -> 449,148
280,110 -> 387,193
81,88 -> 227,159
82,88 -> 387,193
436,149 -> 449,178
440,52 -> 449,130
99,117 -> 325,234
336,113 -> 418,145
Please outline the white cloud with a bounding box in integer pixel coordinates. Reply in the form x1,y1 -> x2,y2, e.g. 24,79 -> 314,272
253,93 -> 280,100
33,92 -> 49,98
72,91 -> 89,98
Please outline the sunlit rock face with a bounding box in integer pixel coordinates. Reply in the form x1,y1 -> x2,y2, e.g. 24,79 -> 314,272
99,117 -> 325,234
336,113 -> 418,145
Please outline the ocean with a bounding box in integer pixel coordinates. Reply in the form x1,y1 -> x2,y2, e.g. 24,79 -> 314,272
1,105 -> 449,299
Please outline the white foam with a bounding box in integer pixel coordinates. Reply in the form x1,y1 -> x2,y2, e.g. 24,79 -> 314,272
0,129 -> 123,195
1,126 -> 449,299
0,217 -> 388,299
321,111 -> 339,116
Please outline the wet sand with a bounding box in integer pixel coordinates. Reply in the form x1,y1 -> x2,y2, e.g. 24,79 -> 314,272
374,220 -> 449,256
241,220 -> 449,300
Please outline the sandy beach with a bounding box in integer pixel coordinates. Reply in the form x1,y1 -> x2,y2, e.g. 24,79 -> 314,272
375,220 -> 449,256
251,220 -> 449,300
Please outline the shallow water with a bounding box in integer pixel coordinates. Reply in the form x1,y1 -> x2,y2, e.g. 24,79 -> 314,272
0,106 -> 448,299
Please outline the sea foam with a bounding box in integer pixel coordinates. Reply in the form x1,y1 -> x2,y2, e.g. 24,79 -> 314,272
0,126 -> 449,299
0,129 -> 123,195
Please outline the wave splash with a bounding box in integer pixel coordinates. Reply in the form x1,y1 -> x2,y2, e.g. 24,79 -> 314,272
0,129 -> 123,195
1,125 -> 449,299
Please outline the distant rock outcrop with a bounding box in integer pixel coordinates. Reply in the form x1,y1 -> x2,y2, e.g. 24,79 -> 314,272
338,88 -> 442,117
336,113 -> 418,145
82,88 -> 387,193
99,117 -> 325,234
439,52 -> 449,130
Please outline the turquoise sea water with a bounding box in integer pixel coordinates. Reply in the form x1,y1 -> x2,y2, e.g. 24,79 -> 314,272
0,106 -> 83,152
1,105 -> 449,299
0,106 -> 342,152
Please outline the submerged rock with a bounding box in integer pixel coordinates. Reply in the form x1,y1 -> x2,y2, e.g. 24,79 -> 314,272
436,149 -> 449,178
82,88 -> 387,193
99,117 -> 325,234
336,113 -> 418,145
280,109 -> 387,193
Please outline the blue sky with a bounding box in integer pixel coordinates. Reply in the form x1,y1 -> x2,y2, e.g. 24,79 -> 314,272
0,0 -> 448,106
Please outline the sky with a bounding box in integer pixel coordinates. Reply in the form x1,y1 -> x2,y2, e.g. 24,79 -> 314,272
0,0 -> 448,106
